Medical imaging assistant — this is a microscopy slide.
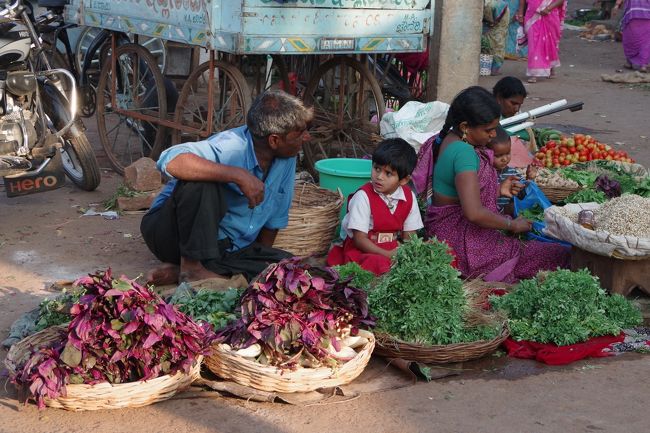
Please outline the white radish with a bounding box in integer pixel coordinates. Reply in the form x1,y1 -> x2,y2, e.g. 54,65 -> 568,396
234,343 -> 262,358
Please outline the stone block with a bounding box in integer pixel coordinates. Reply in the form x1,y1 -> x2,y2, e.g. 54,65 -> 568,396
117,190 -> 159,211
124,157 -> 161,192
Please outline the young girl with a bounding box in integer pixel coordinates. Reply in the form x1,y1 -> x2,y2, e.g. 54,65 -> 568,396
488,126 -> 537,215
327,138 -> 423,275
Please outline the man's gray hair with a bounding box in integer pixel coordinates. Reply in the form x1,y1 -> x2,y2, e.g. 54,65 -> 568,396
246,89 -> 313,137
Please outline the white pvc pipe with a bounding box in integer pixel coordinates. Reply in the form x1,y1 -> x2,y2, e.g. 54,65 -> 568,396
505,121 -> 535,134
500,99 -> 568,127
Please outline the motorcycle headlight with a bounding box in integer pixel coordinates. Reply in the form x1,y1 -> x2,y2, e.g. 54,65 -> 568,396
6,71 -> 37,96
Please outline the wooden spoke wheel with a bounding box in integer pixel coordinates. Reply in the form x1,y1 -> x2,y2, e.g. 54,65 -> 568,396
171,59 -> 251,145
95,43 -> 167,175
302,56 -> 385,179
238,54 -> 289,100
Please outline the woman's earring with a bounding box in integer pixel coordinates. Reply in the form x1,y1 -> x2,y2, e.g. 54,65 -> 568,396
461,130 -> 468,142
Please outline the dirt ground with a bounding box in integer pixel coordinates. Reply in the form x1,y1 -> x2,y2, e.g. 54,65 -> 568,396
1,3 -> 649,432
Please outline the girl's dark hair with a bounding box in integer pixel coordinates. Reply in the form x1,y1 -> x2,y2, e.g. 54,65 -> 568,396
438,86 -> 501,142
372,138 -> 417,180
492,76 -> 527,99
488,125 -> 511,149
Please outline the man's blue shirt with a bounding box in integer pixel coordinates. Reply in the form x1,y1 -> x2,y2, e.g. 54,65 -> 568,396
150,125 -> 295,251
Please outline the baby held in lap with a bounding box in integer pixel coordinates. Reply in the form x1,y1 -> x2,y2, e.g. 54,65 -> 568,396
488,126 -> 537,216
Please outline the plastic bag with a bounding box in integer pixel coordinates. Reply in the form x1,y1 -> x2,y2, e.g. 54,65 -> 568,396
514,182 -> 570,246
516,25 -> 528,52
380,101 -> 449,152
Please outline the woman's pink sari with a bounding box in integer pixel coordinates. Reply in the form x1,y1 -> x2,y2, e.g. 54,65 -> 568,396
424,147 -> 569,283
524,0 -> 567,78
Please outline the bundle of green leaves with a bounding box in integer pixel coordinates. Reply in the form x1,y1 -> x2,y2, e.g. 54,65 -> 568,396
491,269 -> 642,346
369,237 -> 499,345
334,262 -> 376,292
35,288 -> 85,331
169,287 -> 242,331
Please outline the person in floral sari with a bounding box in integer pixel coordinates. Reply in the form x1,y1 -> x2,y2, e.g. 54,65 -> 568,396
424,87 -> 570,283
516,0 -> 567,82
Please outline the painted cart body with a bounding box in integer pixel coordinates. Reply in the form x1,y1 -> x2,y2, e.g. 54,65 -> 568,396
63,0 -> 433,54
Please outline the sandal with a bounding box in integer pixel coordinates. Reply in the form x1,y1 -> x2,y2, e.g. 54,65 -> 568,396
526,77 -> 537,83
623,62 -> 633,70
640,66 -> 648,73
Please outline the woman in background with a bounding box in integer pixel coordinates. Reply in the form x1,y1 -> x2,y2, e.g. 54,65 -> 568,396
483,0 -> 511,75
613,0 -> 650,73
516,0 -> 567,83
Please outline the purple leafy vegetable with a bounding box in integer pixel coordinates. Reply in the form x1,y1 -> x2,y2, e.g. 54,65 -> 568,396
10,269 -> 215,409
216,257 -> 375,369
595,175 -> 622,199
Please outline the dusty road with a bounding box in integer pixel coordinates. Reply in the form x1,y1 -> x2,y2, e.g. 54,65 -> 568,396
0,3 -> 648,431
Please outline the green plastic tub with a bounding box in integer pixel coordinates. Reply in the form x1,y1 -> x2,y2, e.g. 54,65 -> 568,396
315,158 -> 372,222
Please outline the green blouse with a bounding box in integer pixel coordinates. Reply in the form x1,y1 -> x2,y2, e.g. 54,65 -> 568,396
432,140 -> 480,198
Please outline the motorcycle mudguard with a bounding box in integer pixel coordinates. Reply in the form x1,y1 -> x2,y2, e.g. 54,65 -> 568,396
3,150 -> 65,197
38,78 -> 83,137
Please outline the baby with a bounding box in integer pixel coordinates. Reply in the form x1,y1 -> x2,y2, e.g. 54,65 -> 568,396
488,126 -> 537,214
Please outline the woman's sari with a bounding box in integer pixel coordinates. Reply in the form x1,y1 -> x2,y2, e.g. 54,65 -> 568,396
621,0 -> 650,70
483,0 -> 510,72
524,0 -> 567,78
424,147 -> 569,283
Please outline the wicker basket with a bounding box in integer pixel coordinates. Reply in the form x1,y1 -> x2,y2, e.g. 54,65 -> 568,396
373,316 -> 509,364
204,331 -> 375,393
4,326 -> 201,411
274,182 -> 343,256
538,185 -> 582,204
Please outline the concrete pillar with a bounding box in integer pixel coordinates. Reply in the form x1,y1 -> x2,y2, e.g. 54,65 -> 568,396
427,0 -> 483,103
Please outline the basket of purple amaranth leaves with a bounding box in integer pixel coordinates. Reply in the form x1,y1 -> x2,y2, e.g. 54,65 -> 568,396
4,269 -> 214,411
205,258 -> 376,393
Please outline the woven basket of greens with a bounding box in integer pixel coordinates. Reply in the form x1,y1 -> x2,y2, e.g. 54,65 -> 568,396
206,258 -> 376,393
370,238 -> 509,364
4,270 -> 212,411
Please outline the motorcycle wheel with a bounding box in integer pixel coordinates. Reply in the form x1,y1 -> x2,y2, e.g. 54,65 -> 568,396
60,128 -> 101,191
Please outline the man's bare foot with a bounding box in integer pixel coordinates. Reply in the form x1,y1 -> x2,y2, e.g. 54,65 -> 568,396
179,257 -> 226,283
146,263 -> 180,286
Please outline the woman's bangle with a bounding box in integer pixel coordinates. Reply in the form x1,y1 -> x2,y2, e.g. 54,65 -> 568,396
505,219 -> 511,231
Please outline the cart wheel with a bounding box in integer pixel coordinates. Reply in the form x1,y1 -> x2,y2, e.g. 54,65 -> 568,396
76,27 -> 167,84
171,59 -> 251,145
96,43 -> 167,175
302,56 -> 385,178
239,55 -> 289,99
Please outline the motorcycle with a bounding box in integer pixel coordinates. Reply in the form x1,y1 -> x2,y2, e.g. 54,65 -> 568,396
0,0 -> 100,197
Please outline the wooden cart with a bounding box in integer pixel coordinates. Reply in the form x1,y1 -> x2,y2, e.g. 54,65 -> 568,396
63,0 -> 434,174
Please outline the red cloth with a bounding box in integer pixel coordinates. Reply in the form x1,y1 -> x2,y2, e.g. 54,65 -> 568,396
503,333 -> 625,365
327,183 -> 413,275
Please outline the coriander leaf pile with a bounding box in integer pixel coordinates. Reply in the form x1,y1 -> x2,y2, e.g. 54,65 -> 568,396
491,269 -> 642,346
334,262 -> 376,292
169,286 -> 242,331
369,237 -> 500,345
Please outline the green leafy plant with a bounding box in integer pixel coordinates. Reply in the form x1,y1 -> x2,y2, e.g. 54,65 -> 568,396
103,184 -> 150,211
563,189 -> 607,204
35,289 -> 85,331
491,269 -> 642,346
170,287 -> 242,331
334,262 -> 376,292
369,237 -> 499,345
518,204 -> 545,222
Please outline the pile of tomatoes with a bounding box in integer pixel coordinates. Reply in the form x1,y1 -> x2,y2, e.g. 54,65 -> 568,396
535,134 -> 635,168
